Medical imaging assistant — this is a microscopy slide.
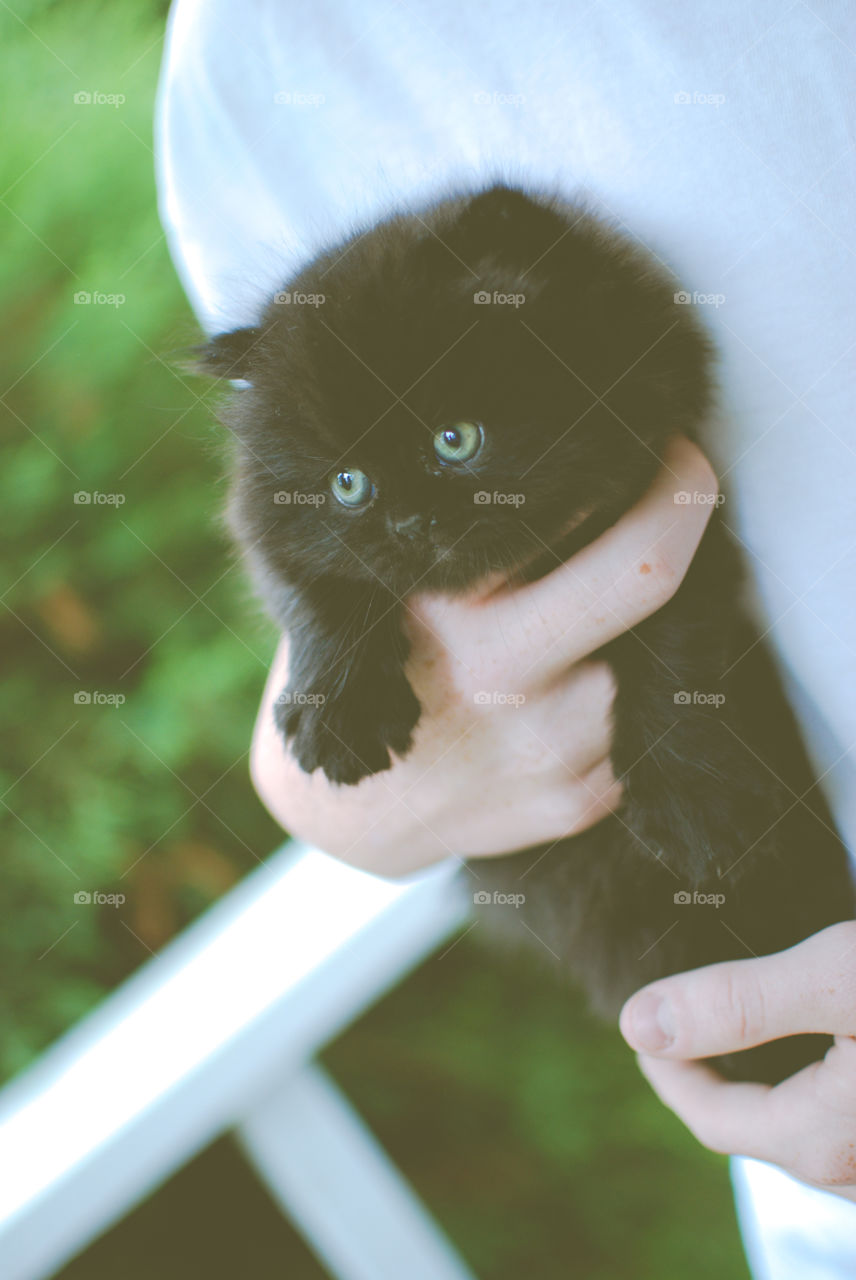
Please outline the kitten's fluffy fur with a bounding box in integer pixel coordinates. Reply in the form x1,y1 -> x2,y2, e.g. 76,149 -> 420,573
198,184 -> 854,1083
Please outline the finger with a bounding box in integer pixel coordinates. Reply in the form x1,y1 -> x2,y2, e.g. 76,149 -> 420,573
641,1043 -> 856,1186
519,659 -> 617,774
544,753 -> 623,835
465,753 -> 623,859
516,437 -> 718,675
412,438 -> 718,683
620,922 -> 856,1059
637,1054 -> 778,1159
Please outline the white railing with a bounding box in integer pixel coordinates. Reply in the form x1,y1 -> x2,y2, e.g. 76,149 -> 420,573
0,842 -> 476,1280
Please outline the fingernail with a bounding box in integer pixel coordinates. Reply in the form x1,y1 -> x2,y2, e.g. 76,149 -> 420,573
626,992 -> 676,1052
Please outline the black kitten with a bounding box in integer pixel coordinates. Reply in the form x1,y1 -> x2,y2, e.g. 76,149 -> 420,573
198,183 -> 854,1084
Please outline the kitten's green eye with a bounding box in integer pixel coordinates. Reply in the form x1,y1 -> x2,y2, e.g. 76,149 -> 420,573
331,468 -> 373,508
433,421 -> 483,465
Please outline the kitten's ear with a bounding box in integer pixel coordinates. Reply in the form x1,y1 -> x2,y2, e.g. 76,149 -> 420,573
462,184 -> 544,224
192,326 -> 263,380
452,183 -> 566,255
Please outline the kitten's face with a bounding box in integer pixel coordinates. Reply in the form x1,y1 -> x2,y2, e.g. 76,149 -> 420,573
205,186 -> 711,597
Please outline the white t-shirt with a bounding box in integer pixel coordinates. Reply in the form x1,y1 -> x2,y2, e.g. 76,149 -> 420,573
155,3 -> 856,1275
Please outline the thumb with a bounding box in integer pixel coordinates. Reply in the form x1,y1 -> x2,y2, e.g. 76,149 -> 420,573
619,921 -> 856,1059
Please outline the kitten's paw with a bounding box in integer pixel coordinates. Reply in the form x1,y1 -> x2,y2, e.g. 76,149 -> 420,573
275,680 -> 420,785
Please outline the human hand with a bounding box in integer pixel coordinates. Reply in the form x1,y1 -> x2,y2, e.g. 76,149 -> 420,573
250,437 -> 718,876
620,921 -> 856,1199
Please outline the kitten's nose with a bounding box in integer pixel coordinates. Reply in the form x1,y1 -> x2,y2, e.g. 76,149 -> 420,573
392,513 -> 425,539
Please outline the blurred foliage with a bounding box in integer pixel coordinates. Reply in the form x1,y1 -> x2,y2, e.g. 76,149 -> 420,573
0,0 -> 283,1077
2,3 -> 748,1277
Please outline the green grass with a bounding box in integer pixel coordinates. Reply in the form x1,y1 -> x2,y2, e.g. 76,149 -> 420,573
1,0 -> 283,1077
1,4 -> 749,1276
